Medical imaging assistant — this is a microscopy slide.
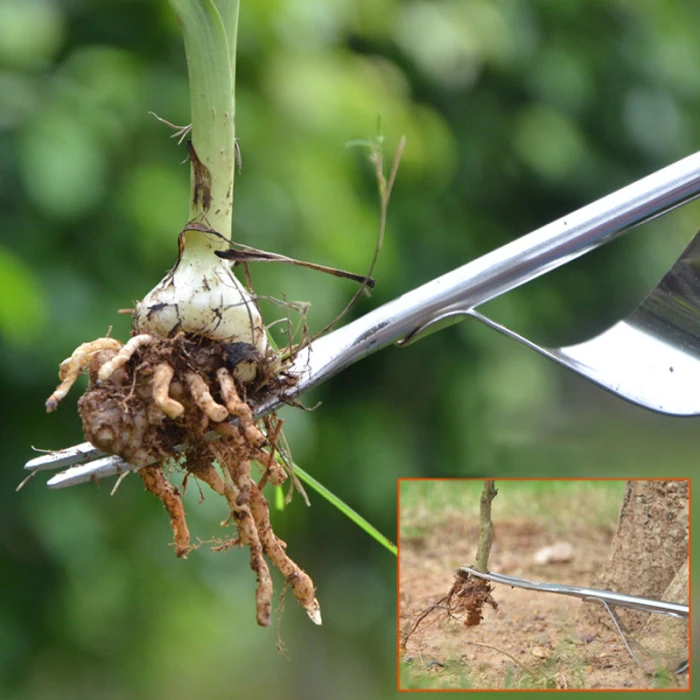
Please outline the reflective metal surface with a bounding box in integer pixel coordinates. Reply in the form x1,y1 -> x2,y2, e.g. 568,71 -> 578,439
460,565 -> 689,671
459,566 -> 689,618
257,151 -> 700,415
23,152 -> 700,487
472,230 -> 700,415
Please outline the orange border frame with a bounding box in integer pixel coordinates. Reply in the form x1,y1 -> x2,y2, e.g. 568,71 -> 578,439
396,477 -> 692,693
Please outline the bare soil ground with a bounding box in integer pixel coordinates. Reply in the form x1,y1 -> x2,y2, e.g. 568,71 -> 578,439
399,511 -> 688,690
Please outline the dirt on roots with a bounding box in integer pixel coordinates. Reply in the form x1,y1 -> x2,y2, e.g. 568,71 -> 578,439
47,332 -> 320,627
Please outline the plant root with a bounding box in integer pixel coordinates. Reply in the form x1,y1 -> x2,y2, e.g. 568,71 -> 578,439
98,334 -> 155,381
152,363 -> 184,419
402,569 -> 498,651
248,479 -> 321,624
450,568 -> 498,626
217,367 -> 265,446
185,371 -> 228,422
140,464 -> 191,558
46,338 -> 122,411
46,331 -> 318,627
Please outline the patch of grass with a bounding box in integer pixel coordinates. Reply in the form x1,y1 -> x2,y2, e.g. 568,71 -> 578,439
400,660 -> 474,690
498,651 -> 587,691
403,656 -> 579,691
651,667 -> 679,689
400,479 -> 624,540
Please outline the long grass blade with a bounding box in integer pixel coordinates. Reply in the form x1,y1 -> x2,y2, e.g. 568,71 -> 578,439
293,463 -> 397,556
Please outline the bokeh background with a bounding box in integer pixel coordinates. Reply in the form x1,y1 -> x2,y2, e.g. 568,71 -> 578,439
1,0 -> 699,698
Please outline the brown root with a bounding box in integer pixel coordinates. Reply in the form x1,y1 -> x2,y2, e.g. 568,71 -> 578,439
185,371 -> 228,423
217,367 -> 266,446
450,569 -> 498,626
249,482 -> 321,625
192,463 -> 226,496
229,484 -> 273,626
78,380 -> 155,468
152,363 -> 185,419
402,569 -> 497,650
214,421 -> 286,489
46,338 -> 122,411
45,331 -> 315,627
98,334 -> 155,381
140,464 -> 191,558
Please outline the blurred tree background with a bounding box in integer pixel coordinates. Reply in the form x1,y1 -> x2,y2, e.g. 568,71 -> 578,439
1,0 -> 699,698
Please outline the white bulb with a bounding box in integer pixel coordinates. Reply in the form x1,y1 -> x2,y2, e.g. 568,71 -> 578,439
133,253 -> 267,374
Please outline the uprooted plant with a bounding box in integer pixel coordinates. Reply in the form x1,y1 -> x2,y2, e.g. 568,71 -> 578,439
42,0 -> 400,628
402,480 -> 499,649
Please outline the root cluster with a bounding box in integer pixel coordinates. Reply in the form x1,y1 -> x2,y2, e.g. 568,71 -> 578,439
46,333 -> 320,626
402,569 -> 498,650
449,569 -> 498,626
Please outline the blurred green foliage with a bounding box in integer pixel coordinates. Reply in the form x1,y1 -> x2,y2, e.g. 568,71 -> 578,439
1,1 -> 699,698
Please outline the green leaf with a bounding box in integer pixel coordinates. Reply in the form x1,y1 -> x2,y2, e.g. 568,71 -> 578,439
293,463 -> 397,556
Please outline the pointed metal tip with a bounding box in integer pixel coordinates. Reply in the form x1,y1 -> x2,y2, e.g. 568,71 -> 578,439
24,442 -> 103,471
46,456 -> 129,489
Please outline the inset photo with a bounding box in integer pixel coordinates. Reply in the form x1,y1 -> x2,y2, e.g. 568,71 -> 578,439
398,479 -> 690,691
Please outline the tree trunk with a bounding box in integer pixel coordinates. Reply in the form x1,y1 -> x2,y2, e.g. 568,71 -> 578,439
637,561 -> 688,674
586,480 -> 688,670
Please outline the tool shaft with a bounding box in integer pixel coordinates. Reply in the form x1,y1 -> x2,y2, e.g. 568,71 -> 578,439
460,566 -> 688,618
259,152 -> 700,412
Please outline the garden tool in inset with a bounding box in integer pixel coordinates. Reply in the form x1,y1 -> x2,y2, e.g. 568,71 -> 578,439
23,151 -> 700,487
459,565 -> 689,673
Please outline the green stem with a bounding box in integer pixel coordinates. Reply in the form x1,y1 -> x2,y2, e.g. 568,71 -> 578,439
211,0 -> 239,86
168,0 -> 239,255
165,2 -> 396,560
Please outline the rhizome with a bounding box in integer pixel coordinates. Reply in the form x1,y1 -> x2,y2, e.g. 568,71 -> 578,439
45,322 -> 321,627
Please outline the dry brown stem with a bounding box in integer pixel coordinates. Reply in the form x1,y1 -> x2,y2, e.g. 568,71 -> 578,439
464,480 -> 499,624
474,479 -> 497,575
403,483 -> 500,648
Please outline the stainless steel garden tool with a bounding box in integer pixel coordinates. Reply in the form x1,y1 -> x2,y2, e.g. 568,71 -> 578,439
458,566 -> 688,618
23,151 -> 700,488
459,565 -> 689,672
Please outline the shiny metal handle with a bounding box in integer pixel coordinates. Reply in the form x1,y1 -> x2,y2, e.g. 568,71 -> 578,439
459,566 -> 689,618
258,152 -> 700,414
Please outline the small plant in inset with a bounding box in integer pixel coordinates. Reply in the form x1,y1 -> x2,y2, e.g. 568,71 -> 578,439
467,479 -> 499,624
402,480 -> 499,645
43,0 -> 400,629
